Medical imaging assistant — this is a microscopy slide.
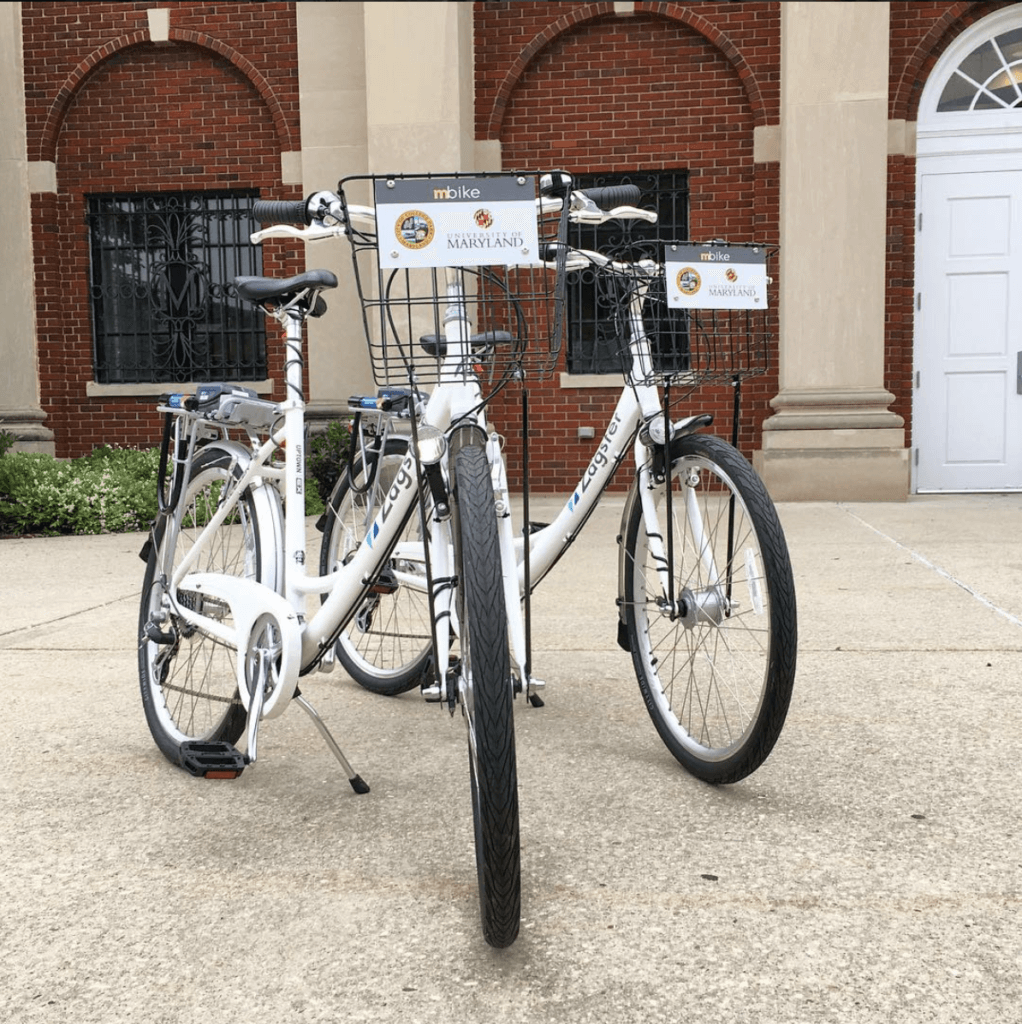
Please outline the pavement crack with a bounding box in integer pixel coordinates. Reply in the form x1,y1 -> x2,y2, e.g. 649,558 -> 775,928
0,592 -> 138,639
838,504 -> 1022,630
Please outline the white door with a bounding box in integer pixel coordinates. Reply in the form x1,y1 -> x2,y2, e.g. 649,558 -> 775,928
915,164 -> 1022,491
912,6 -> 1022,492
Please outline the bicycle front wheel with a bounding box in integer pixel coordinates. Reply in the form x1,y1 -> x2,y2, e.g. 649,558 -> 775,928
452,442 -> 520,948
622,433 -> 796,784
318,438 -> 433,695
138,447 -> 276,766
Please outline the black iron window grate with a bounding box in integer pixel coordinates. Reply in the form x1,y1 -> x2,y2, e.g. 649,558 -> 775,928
566,170 -> 689,376
87,190 -> 266,385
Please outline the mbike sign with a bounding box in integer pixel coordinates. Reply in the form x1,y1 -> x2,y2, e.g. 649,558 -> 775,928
664,243 -> 768,310
374,176 -> 540,270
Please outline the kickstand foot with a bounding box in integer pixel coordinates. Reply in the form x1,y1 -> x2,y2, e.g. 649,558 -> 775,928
293,693 -> 370,794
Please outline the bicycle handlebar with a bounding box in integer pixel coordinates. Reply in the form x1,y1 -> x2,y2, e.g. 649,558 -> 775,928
575,184 -> 642,210
249,177 -> 655,245
251,199 -> 312,225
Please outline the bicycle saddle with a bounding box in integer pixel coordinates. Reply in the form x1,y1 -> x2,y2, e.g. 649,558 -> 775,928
234,269 -> 338,303
419,330 -> 515,357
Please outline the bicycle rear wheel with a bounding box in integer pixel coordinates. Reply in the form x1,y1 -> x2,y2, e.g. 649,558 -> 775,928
318,438 -> 433,695
622,433 -> 796,784
138,447 -> 278,766
452,442 -> 520,948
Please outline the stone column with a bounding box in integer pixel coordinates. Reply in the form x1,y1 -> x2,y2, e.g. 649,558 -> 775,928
362,1 -> 475,173
755,1 -> 907,500
295,1 -> 477,421
296,1 -> 373,417
0,2 -> 54,453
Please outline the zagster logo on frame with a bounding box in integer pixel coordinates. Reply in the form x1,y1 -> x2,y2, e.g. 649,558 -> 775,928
375,176 -> 539,269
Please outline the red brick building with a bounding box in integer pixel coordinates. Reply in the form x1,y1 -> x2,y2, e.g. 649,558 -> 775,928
3,2 -> 1021,497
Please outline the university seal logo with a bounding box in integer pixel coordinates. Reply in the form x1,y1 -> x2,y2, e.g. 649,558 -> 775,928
395,210 -> 435,250
676,267 -> 701,295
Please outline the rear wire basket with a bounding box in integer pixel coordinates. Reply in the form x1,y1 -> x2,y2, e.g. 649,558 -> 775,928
582,241 -> 777,389
338,172 -> 570,394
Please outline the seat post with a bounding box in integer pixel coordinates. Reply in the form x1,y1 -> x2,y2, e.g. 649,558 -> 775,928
282,307 -> 310,608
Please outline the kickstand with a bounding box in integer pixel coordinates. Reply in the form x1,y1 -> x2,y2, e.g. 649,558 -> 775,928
293,692 -> 370,794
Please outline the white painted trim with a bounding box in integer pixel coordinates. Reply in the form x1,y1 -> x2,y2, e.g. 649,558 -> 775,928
917,6 -> 1022,135
558,373 -> 621,390
280,151 -> 302,185
147,9 -> 170,43
753,124 -> 779,164
28,160 -> 56,193
85,379 -> 274,398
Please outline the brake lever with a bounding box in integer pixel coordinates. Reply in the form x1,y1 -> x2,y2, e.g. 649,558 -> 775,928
569,205 -> 659,225
249,224 -> 344,244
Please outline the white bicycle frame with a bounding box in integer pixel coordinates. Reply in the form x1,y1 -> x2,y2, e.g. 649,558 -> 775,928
370,249 -> 710,699
155,193 -> 705,753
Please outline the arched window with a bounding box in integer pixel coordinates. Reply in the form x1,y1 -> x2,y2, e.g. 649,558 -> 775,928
936,25 -> 1022,111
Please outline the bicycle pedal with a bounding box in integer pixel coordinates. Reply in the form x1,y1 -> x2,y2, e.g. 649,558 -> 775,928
369,568 -> 398,595
178,741 -> 247,779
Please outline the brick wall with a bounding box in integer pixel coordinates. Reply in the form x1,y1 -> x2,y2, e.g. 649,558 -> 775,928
475,0 -> 1007,491
475,1 -> 781,489
22,2 -> 302,457
22,0 -> 1010,471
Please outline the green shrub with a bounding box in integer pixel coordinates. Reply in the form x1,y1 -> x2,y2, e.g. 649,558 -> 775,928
307,420 -> 352,505
0,427 -> 16,459
0,446 -> 161,536
0,440 -> 333,537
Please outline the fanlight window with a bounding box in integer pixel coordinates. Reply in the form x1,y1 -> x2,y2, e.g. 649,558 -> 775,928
937,26 -> 1022,111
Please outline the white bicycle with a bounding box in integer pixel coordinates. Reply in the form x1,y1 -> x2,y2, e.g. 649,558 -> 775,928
137,172 -> 796,949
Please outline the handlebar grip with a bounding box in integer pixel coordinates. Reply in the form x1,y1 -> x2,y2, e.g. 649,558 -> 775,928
251,199 -> 311,225
580,184 -> 642,210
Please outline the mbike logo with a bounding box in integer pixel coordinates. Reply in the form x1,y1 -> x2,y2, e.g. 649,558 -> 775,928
433,185 -> 482,200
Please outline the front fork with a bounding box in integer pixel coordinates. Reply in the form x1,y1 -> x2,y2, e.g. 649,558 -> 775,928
487,432 -> 541,703
620,416 -> 721,636
420,429 -> 535,707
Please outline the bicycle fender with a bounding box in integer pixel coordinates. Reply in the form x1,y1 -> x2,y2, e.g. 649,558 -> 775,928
194,439 -> 285,595
617,430 -> 708,649
616,476 -> 642,649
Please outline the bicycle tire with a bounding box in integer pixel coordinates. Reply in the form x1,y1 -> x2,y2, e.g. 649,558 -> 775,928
138,447 -> 275,766
452,442 -> 520,948
318,438 -> 433,695
622,433 -> 797,784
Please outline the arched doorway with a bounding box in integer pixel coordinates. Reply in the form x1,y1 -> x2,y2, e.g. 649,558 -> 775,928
914,6 -> 1022,491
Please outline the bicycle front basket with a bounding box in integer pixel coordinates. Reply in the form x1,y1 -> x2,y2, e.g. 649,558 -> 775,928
338,172 -> 571,393
592,241 -> 777,388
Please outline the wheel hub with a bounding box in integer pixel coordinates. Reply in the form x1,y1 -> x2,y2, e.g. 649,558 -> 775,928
658,585 -> 729,627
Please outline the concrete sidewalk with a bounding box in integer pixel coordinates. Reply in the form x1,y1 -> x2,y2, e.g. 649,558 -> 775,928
2,493 -> 1021,1023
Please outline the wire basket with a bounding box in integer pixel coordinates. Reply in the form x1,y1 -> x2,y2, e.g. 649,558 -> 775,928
338,172 -> 570,391
571,240 -> 776,388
